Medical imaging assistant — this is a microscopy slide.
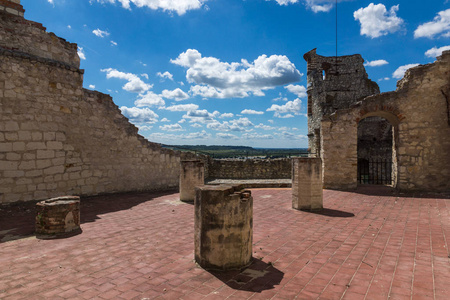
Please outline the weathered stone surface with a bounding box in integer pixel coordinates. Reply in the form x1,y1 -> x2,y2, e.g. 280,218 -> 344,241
35,195 -> 80,235
179,160 -> 204,202
194,185 -> 253,271
292,158 -> 323,211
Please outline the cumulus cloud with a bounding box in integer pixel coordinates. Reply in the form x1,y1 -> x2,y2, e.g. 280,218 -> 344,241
136,125 -> 153,131
285,84 -> 307,98
134,91 -> 165,107
242,133 -> 274,140
120,106 -> 158,124
92,0 -> 206,15
392,64 -> 420,79
164,104 -> 199,112
160,123 -> 184,131
414,9 -> 450,39
378,77 -> 390,82
425,45 -> 450,58
156,71 -> 174,81
77,47 -> 86,60
160,118 -> 170,122
207,118 -> 254,132
183,109 -> 220,123
141,73 -> 149,79
241,109 -> 264,115
255,123 -> 276,131
93,28 -> 110,38
161,88 -> 189,101
111,41 -> 118,46
191,123 -> 202,128
89,84 -> 95,89
101,68 -> 152,93
354,3 -> 404,38
271,0 -> 298,5
217,133 -> 239,140
219,113 -> 234,118
267,98 -> 302,118
364,59 -> 389,67
172,49 -> 302,99
279,131 -> 307,140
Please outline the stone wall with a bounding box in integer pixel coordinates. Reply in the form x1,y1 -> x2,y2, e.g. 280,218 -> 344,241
303,49 -> 379,155
321,51 -> 450,192
0,3 -> 203,204
207,158 -> 291,180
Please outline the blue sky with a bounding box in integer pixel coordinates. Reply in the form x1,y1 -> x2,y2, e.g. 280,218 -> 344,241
22,0 -> 450,148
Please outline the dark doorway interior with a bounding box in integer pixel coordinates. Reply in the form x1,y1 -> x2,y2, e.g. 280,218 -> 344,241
357,117 -> 393,185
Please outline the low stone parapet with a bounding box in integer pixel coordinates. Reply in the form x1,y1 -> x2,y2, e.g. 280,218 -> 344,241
292,158 -> 323,211
194,185 -> 253,271
35,196 -> 81,236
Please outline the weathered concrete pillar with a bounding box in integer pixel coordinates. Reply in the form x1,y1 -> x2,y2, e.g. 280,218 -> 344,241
195,185 -> 253,270
35,196 -> 81,235
292,158 -> 323,211
179,160 -> 204,202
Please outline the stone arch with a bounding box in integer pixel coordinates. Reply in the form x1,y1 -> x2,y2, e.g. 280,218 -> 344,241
357,110 -> 400,188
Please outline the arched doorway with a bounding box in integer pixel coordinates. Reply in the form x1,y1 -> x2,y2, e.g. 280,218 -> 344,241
357,114 -> 398,187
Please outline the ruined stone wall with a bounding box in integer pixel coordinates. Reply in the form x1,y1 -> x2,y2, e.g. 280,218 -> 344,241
321,51 -> 450,192
207,158 -> 291,180
303,49 -> 379,155
0,4 -> 203,204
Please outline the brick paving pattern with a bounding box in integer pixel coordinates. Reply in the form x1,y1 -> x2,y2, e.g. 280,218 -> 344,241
0,187 -> 449,299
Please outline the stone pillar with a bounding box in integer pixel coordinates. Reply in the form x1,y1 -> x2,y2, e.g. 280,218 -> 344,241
195,185 -> 253,271
36,196 -> 81,235
292,158 -> 323,211
180,160 -> 204,202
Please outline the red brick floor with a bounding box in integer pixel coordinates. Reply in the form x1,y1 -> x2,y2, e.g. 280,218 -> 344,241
0,187 -> 449,299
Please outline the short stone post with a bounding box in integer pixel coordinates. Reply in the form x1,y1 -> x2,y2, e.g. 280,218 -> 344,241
180,160 -> 205,202
195,185 -> 253,270
35,196 -> 81,235
292,158 -> 323,211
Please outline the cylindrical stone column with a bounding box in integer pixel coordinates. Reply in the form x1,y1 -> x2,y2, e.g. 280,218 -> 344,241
292,157 -> 323,211
180,160 -> 205,202
195,185 -> 253,271
35,196 -> 81,235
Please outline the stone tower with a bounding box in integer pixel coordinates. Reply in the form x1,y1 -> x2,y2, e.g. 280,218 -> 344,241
303,49 -> 380,156
0,0 -> 24,17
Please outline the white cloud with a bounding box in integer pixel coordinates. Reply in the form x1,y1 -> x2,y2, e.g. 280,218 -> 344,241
160,123 -> 184,131
67,25 -> 71,29
120,106 -> 158,124
268,119 -> 274,124
137,125 -> 153,131
354,3 -> 404,38
392,64 -> 420,79
161,88 -> 189,101
156,71 -> 174,81
241,109 -> 264,115
48,0 -> 54,3
101,68 -> 152,93
279,131 -> 307,140
92,28 -> 110,38
164,104 -> 199,112
89,84 -> 95,89
111,41 -> 118,46
178,119 -> 186,123
183,109 -> 220,123
141,73 -> 149,79
91,0 -> 206,15
414,9 -> 450,39
77,47 -> 86,60
242,133 -> 274,140
172,49 -> 302,99
217,133 -> 239,140
364,59 -> 389,67
207,118 -> 254,132
285,84 -> 307,98
134,91 -> 165,107
219,113 -> 234,118
184,130 -> 211,140
255,123 -> 276,131
378,77 -> 390,82
191,123 -> 202,128
160,118 -> 170,122
267,98 -> 302,117
425,45 -> 450,58
270,0 -> 298,5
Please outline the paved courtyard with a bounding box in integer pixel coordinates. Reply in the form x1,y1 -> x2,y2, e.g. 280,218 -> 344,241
0,187 -> 449,299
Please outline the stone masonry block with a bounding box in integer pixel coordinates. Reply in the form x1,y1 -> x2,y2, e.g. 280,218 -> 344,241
179,160 -> 204,202
292,157 -> 323,211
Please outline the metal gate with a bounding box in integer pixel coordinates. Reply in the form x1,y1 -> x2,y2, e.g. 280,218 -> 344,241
358,158 -> 393,185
